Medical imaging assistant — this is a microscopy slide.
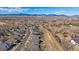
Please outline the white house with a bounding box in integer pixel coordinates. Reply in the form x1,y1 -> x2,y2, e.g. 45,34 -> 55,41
71,38 -> 79,45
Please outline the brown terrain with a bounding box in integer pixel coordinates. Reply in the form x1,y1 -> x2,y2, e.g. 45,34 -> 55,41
0,16 -> 79,51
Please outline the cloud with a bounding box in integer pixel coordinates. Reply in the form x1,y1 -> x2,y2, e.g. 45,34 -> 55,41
34,8 -> 43,11
8,7 -> 23,12
55,12 -> 60,14
0,7 -> 31,13
54,11 -> 66,14
54,11 -> 67,15
0,8 -> 8,11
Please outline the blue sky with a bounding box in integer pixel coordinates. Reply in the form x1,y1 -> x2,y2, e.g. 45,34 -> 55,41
0,7 -> 79,16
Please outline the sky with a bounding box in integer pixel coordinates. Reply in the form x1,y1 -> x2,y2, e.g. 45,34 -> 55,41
0,7 -> 79,16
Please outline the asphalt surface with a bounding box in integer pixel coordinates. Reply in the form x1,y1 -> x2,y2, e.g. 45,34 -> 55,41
11,26 -> 40,51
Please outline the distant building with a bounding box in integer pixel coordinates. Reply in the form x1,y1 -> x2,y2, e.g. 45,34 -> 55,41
69,17 -> 77,20
71,38 -> 79,45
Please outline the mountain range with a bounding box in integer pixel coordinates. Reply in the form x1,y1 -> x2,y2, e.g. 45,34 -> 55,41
0,14 -> 68,16
0,14 -> 78,17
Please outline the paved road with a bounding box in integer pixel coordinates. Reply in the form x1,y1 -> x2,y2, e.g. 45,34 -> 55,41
11,26 -> 40,51
26,34 -> 40,51
23,26 -> 40,51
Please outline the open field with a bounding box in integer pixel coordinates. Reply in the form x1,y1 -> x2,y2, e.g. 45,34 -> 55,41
0,16 -> 79,51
